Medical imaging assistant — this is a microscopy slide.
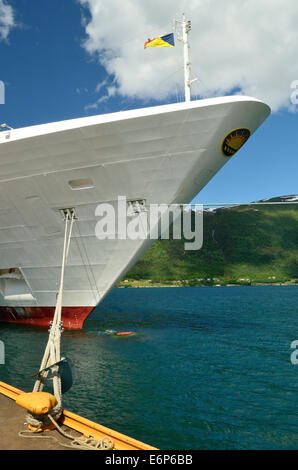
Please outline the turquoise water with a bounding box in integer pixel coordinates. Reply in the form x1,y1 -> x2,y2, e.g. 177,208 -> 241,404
1,286 -> 298,450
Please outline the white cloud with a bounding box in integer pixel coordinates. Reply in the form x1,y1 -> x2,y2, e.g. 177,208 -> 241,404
0,0 -> 15,41
84,84 -> 116,111
79,0 -> 298,111
76,87 -> 89,95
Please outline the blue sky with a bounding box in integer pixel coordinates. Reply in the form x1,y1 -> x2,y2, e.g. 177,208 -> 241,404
0,0 -> 297,205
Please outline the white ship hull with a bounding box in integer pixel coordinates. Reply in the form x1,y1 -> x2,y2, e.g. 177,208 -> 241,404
0,96 -> 270,328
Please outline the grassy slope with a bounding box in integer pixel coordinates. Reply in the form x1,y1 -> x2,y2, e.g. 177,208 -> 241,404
118,199 -> 298,286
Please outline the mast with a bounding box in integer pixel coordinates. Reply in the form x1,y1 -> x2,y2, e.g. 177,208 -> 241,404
182,14 -> 191,102
176,14 -> 197,102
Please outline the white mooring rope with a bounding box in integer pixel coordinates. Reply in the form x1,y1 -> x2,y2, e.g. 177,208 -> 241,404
19,414 -> 114,450
27,210 -> 75,428
21,210 -> 115,450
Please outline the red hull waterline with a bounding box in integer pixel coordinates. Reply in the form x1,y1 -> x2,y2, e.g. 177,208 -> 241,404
0,306 -> 95,329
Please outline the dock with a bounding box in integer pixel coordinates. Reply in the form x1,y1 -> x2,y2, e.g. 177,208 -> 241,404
0,381 -> 157,451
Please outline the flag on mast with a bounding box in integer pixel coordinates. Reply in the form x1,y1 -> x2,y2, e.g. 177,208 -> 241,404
144,33 -> 175,49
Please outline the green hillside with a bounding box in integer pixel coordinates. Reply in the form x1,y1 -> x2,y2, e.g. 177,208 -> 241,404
118,196 -> 298,287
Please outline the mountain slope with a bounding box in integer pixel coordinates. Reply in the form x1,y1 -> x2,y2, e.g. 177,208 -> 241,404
119,195 -> 298,286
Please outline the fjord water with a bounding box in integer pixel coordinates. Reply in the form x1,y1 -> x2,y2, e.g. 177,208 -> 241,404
1,286 -> 298,450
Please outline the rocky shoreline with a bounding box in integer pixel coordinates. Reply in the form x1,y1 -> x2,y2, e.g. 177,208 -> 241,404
117,279 -> 298,288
